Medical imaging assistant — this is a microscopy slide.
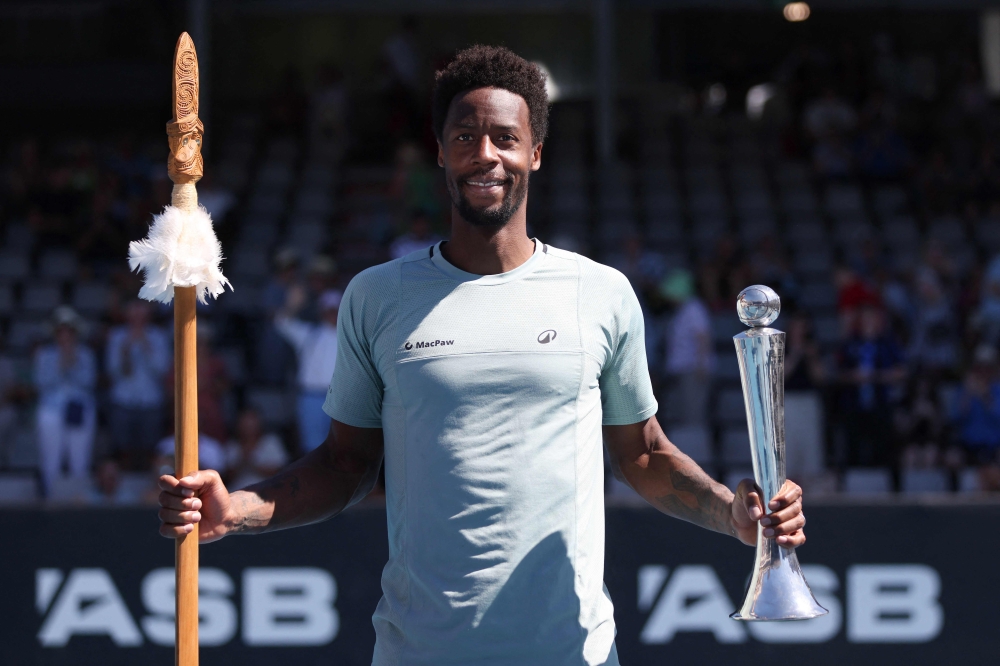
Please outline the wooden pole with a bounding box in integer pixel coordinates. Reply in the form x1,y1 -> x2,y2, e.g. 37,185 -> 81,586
167,32 -> 205,666
174,284 -> 199,666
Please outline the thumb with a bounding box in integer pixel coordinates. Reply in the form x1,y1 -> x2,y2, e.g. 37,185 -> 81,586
735,478 -> 764,523
176,469 -> 220,496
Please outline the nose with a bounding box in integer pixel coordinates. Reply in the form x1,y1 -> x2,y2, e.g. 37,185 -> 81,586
471,135 -> 499,166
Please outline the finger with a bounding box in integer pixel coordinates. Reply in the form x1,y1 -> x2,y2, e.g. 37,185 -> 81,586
157,474 -> 187,495
763,512 -> 805,538
158,492 -> 202,512
158,507 -> 202,525
159,522 -> 196,539
174,469 -> 218,497
760,499 -> 802,528
776,530 -> 806,548
737,479 -> 764,521
768,481 -> 803,511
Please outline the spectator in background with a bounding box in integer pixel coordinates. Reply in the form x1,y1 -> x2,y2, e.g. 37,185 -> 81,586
953,344 -> 1000,464
896,376 -> 945,469
106,299 -> 170,470
34,307 -> 97,494
837,305 -> 907,467
804,87 -> 858,139
154,429 -> 226,478
975,252 -> 1000,345
310,64 -> 349,157
276,287 -> 340,453
390,208 -> 443,259
88,458 -> 141,505
257,248 -> 300,385
224,408 -> 289,490
660,270 -> 714,426
0,330 -> 23,467
909,267 -> 960,376
298,255 -> 338,323
784,313 -> 827,480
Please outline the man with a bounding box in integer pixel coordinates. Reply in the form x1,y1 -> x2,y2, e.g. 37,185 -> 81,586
275,288 -> 340,453
106,299 -> 170,470
159,45 -> 806,665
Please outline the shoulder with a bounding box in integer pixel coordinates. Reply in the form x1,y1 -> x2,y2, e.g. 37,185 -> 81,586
343,256 -> 407,302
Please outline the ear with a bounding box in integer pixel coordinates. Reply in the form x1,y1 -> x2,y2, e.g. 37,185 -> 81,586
530,142 -> 543,172
437,141 -> 445,168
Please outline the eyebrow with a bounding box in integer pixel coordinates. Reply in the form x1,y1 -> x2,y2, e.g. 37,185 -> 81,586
453,120 -> 519,132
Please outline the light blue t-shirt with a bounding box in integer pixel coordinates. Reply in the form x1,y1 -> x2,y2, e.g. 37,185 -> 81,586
324,240 -> 657,666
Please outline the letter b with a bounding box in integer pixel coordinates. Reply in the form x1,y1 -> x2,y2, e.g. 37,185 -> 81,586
243,568 -> 339,646
847,564 -> 943,643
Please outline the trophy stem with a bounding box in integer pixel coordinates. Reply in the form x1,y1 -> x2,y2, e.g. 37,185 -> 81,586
732,324 -> 827,621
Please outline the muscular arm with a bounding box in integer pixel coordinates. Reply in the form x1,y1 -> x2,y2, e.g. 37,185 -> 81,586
228,420 -> 384,535
159,419 -> 384,541
604,416 -> 806,547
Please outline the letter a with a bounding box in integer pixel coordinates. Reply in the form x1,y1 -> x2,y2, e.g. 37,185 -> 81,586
640,565 -> 747,644
37,569 -> 143,647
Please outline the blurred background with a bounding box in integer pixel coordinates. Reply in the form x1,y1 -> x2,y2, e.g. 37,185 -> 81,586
6,1 -> 1000,663
5,0 -> 1000,505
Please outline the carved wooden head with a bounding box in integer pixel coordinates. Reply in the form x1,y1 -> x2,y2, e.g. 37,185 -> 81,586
166,32 -> 204,184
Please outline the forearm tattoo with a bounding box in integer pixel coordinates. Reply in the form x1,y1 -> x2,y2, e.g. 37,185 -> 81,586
649,442 -> 733,535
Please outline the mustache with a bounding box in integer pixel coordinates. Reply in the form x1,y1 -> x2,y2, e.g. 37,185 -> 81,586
456,169 -> 514,184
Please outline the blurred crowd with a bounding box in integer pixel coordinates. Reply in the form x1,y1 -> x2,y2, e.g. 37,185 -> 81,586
2,28 -> 1000,504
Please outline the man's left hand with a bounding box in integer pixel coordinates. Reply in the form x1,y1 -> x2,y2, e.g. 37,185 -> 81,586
730,479 -> 806,547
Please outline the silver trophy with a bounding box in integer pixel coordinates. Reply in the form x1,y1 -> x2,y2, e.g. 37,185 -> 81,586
730,285 -> 827,621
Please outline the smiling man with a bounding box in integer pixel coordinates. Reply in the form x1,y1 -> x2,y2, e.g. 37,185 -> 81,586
157,45 -> 807,666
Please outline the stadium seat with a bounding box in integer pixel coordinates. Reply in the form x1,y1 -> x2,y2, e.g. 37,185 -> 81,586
667,425 -> 714,465
0,283 -> 13,316
780,189 -> 819,215
720,428 -> 752,466
928,217 -> 967,247
0,473 -> 39,504
832,219 -> 874,247
797,281 -> 838,313
301,163 -> 337,189
793,249 -> 833,277
38,249 -> 78,281
229,248 -> 270,281
6,319 -> 43,351
688,190 -> 727,217
238,220 -> 279,247
221,285 -> 263,315
247,191 -> 286,217
901,469 -> 949,494
72,283 -> 111,315
294,188 -> 334,217
4,223 -> 35,252
47,477 -> 90,503
734,189 -> 773,214
714,389 -> 747,425
883,216 -> 921,249
21,284 -> 62,313
842,468 -> 893,494
957,468 -> 982,493
824,184 -> 864,215
975,218 -> 1000,251
646,220 -> 684,245
265,137 -> 299,163
0,251 -> 30,281
774,162 -> 810,187
786,220 -> 827,246
873,185 -> 908,216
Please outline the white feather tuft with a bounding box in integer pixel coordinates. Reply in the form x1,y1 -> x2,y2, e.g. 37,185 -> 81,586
128,205 -> 232,304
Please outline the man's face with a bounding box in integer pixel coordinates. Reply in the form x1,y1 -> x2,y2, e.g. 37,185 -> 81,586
438,87 -> 542,229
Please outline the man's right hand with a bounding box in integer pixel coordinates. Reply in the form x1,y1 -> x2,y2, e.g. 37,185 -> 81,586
158,470 -> 236,543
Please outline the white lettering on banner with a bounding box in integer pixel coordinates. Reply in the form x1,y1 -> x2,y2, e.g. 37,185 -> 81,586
847,565 -> 943,643
242,568 -> 339,646
140,568 -> 238,646
639,565 -> 748,644
637,565 -> 669,611
746,565 -> 842,643
37,569 -> 143,647
35,569 -> 63,614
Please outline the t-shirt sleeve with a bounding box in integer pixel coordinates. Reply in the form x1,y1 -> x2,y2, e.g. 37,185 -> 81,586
599,272 -> 659,425
322,279 -> 385,428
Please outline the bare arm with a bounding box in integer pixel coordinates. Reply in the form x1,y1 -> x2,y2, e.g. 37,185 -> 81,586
603,416 -> 805,547
159,419 -> 384,541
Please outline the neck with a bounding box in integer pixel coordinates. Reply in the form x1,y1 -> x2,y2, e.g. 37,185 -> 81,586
441,207 -> 535,275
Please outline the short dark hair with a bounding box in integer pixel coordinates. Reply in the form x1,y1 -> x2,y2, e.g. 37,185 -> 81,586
432,44 -> 549,145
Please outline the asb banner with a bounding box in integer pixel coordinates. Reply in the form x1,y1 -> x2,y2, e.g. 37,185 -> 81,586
1,505 -> 998,665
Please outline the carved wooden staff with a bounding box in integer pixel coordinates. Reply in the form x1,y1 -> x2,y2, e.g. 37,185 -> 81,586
129,32 -> 230,666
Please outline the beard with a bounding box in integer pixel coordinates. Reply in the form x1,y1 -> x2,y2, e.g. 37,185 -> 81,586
448,169 -> 529,229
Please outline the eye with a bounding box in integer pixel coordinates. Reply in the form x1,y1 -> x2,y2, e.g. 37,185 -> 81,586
498,134 -> 516,142
457,133 -> 473,141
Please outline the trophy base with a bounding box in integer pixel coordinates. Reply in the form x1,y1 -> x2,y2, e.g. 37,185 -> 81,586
731,535 -> 829,621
